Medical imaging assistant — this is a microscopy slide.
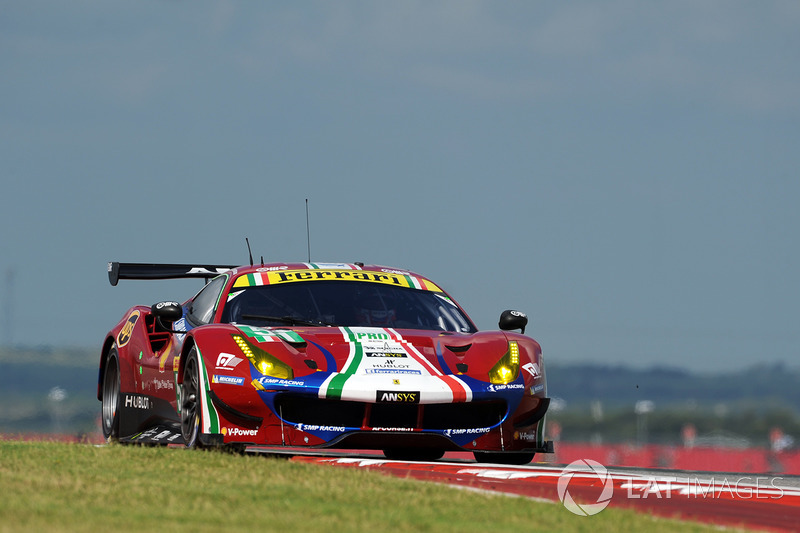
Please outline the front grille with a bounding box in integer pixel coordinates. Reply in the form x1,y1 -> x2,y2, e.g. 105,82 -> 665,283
369,402 -> 418,428
275,395 -> 364,427
275,394 -> 507,431
423,401 -> 506,429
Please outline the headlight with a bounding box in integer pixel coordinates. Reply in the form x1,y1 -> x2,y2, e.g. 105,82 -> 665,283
232,334 -> 293,380
489,341 -> 520,384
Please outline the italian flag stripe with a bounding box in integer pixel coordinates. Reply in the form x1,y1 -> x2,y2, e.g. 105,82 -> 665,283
196,346 -> 220,434
404,275 -> 420,290
388,328 -> 470,403
323,327 -> 363,400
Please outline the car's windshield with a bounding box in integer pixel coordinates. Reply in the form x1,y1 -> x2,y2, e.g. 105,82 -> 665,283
220,280 -> 477,333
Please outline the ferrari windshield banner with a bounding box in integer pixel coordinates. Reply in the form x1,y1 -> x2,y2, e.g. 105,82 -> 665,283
233,269 -> 442,292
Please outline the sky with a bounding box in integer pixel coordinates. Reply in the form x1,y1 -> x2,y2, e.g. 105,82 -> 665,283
1,1 -> 798,372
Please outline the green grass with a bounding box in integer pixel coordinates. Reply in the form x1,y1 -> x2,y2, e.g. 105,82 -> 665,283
0,441 -> 718,533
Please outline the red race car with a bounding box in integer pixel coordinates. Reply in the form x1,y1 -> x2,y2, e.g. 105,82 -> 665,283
99,261 -> 552,464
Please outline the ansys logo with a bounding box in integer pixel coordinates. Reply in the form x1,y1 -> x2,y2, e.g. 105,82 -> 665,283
557,459 -> 614,516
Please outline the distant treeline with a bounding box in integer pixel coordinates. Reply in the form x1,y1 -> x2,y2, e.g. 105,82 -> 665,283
546,362 -> 800,409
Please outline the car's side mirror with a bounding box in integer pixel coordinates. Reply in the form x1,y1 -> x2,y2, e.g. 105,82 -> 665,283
151,301 -> 183,332
499,310 -> 528,334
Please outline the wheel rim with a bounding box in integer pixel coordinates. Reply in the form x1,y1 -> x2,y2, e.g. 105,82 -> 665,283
101,357 -> 119,437
181,353 -> 200,446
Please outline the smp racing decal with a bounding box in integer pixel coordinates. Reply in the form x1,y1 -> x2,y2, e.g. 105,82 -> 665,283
116,310 -> 140,347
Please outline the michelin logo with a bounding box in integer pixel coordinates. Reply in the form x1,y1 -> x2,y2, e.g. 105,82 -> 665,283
212,375 -> 245,385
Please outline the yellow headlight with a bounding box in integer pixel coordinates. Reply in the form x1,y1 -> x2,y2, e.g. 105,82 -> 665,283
489,341 -> 520,384
232,335 -> 293,380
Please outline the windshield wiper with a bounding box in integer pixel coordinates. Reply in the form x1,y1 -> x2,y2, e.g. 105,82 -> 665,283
241,314 -> 337,327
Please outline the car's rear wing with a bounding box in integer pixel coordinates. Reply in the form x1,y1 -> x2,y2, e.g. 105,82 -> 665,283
108,262 -> 238,286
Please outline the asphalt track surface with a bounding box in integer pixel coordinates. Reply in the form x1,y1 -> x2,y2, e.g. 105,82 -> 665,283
248,447 -> 800,532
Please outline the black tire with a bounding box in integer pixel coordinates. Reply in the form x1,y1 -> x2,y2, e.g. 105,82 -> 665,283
101,348 -> 121,441
181,347 -> 203,448
383,448 -> 445,461
473,451 -> 535,465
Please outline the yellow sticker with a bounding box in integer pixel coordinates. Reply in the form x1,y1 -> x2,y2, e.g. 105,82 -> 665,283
117,310 -> 140,347
233,269 -> 442,292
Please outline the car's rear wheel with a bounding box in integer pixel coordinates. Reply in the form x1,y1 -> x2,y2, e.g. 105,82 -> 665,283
101,348 -> 121,441
181,347 -> 202,448
383,448 -> 445,461
472,451 -> 535,465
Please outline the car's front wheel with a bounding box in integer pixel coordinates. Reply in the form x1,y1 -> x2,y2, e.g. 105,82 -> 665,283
181,347 -> 203,448
473,451 -> 535,465
101,348 -> 121,441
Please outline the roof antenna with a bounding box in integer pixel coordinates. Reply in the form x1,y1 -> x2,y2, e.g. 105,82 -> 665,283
246,237 -> 254,266
260,256 -> 264,266
305,198 -> 311,263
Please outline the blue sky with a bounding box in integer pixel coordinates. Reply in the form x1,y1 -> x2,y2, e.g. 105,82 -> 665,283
1,2 -> 798,372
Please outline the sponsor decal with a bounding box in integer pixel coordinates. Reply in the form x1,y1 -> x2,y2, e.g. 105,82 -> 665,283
365,368 -> 422,375
532,384 -> 545,393
216,352 -> 244,370
256,377 -> 305,387
523,362 -> 541,379
306,263 -> 361,270
221,427 -> 259,436
173,317 -> 188,343
365,350 -> 407,358
212,375 -> 245,386
380,268 -> 411,276
116,310 -> 140,347
514,431 -> 538,442
444,427 -> 491,436
369,360 -> 411,369
187,267 -> 230,276
124,394 -> 151,410
487,383 -> 524,392
154,301 -> 180,310
295,423 -> 346,432
233,269 -> 442,292
151,379 -> 174,391
376,390 -> 420,403
372,427 -> 414,432
256,266 -> 288,272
